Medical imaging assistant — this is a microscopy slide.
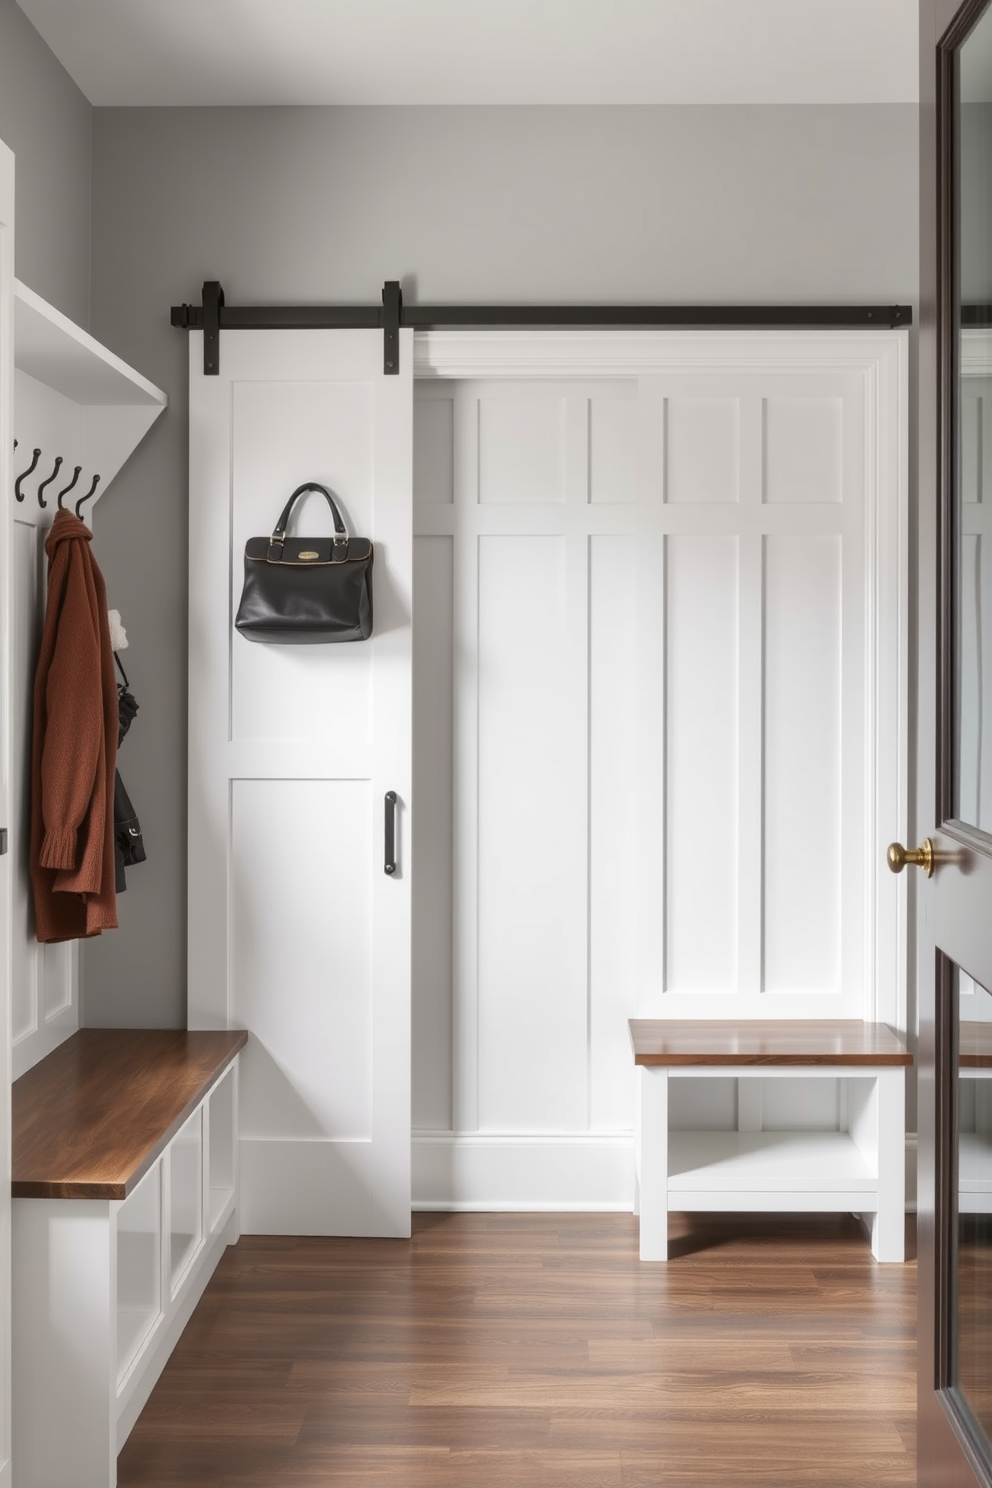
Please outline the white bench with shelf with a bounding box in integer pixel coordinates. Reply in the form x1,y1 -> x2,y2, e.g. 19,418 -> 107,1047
630,1018 -> 913,1262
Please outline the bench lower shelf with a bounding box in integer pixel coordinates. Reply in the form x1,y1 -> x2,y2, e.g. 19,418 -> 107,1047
666,1130 -> 882,1213
633,1050 -> 909,1264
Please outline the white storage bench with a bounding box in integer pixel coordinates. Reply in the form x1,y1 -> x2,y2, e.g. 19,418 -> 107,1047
11,1028 -> 247,1488
630,1018 -> 912,1263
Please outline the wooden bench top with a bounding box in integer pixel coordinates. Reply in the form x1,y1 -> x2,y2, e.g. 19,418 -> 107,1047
629,1019 -> 912,1068
12,1028 -> 247,1200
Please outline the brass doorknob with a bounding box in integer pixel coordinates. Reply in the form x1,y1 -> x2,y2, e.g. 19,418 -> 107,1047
887,839 -> 934,878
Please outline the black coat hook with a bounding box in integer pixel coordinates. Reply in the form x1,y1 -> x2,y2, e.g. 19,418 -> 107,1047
37,456 -> 63,509
75,473 -> 101,519
15,447 -> 41,503
56,466 -> 82,510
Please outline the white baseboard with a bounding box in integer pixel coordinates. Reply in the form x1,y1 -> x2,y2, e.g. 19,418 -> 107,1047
413,1131 -> 635,1211
414,1130 -> 920,1214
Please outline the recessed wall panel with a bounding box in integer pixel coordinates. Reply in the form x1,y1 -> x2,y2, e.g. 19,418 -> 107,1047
590,535 -> 637,1129
763,535 -> 841,995
666,398 -> 739,503
478,397 -> 566,503
763,397 -> 842,504
42,944 -> 71,1019
668,1080 -> 736,1131
665,536 -> 738,992
962,390 -> 984,505
230,382 -> 373,742
232,778 -> 372,1140
477,535 -> 584,1129
762,1077 -> 839,1130
589,394 -> 637,504
412,536 -> 454,1131
414,396 -> 454,506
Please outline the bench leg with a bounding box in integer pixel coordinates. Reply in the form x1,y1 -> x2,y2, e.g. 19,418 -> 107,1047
870,1068 -> 906,1262
638,1067 -> 669,1261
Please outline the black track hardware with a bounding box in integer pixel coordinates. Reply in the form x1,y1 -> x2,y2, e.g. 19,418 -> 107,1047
171,281 -> 913,378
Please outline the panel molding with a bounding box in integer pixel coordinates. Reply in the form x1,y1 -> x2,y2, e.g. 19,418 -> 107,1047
415,332 -> 909,1032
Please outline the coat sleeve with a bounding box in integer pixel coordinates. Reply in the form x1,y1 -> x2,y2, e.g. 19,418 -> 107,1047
37,544 -> 105,879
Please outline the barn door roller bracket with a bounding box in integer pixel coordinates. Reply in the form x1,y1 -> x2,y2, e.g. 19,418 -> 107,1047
382,280 -> 402,375
202,281 -> 224,376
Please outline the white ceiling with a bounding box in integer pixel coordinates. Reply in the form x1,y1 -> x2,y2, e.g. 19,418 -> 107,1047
16,0 -> 919,108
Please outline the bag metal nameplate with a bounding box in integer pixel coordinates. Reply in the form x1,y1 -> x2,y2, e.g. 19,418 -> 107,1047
298,551 -> 319,561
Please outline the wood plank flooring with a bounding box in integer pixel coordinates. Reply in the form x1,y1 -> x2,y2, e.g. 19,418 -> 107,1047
118,1212 -> 917,1487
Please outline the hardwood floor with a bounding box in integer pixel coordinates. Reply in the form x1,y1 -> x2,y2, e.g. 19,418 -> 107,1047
118,1212 -> 917,1487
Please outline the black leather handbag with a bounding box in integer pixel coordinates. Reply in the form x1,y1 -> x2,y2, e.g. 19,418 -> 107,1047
235,482 -> 373,644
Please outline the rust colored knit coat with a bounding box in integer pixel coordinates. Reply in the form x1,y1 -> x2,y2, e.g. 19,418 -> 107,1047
31,511 -> 119,942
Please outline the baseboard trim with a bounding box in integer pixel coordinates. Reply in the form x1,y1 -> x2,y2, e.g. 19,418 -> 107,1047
413,1131 -> 635,1211
414,1130 -> 920,1214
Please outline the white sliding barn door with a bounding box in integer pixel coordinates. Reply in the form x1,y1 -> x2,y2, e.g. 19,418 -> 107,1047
188,330 -> 413,1236
411,331 -> 907,1212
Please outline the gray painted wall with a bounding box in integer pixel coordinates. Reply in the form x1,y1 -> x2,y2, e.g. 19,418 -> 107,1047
0,0 -> 91,326
85,103 -> 920,1028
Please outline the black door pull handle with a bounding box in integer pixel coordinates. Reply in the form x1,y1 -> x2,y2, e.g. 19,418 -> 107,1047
384,791 -> 397,875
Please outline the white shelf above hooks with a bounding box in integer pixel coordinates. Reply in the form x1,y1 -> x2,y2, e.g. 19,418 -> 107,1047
13,279 -> 167,525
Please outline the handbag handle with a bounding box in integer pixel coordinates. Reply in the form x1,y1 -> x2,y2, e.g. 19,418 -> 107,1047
271,482 -> 349,549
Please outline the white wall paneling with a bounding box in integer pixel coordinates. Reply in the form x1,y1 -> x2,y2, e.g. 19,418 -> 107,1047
187,328 -> 413,1237
412,331 -> 908,1212
11,282 -> 166,1079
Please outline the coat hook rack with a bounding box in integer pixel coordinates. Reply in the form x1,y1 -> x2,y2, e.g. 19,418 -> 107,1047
15,447 -> 41,503
56,466 -> 82,510
36,456 -> 63,509
75,473 -> 101,520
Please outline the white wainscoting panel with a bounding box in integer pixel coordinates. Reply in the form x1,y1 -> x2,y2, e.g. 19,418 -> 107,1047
664,533 -> 739,995
762,534 -> 842,996
412,333 -> 908,1211
589,533 -> 638,1130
